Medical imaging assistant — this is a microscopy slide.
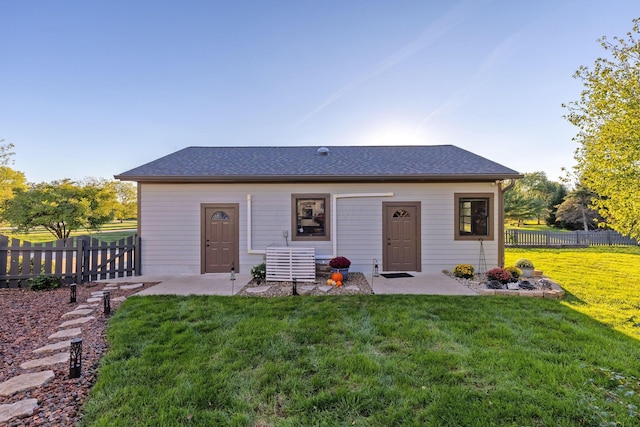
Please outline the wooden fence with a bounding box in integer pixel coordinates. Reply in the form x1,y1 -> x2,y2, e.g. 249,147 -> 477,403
505,229 -> 638,247
0,234 -> 140,288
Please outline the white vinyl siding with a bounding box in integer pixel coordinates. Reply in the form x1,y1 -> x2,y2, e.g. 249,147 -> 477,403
138,182 -> 501,275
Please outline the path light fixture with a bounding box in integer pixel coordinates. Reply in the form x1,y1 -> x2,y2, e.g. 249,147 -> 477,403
103,291 -> 111,315
292,278 -> 298,296
230,264 -> 236,295
373,259 -> 379,277
69,283 -> 77,303
69,338 -> 83,379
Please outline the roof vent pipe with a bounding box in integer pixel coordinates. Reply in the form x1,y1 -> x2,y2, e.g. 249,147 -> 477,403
317,147 -> 330,156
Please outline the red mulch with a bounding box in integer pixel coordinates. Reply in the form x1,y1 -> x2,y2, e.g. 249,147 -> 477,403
0,282 -> 143,426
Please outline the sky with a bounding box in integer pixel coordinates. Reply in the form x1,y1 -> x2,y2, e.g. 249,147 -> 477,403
1,0 -> 638,184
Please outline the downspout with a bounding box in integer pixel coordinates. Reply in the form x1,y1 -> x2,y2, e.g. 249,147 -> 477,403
498,179 -> 516,267
247,194 -> 266,255
331,193 -> 394,257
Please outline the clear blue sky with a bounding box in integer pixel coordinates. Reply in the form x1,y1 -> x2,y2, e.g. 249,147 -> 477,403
1,1 -> 638,184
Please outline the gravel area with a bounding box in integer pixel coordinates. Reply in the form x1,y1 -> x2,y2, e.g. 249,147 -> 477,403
237,272 -> 373,297
0,282 -> 145,426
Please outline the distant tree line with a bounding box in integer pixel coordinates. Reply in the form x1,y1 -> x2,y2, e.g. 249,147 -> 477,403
0,140 -> 137,242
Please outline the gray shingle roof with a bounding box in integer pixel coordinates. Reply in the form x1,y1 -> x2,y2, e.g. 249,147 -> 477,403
115,145 -> 521,182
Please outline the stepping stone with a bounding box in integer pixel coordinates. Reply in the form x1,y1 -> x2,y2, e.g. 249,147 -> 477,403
91,290 -> 105,296
87,297 -> 102,303
0,398 -> 38,423
103,286 -> 118,291
34,340 -> 71,353
74,304 -> 96,310
112,296 -> 127,302
345,285 -> 360,291
0,371 -> 54,396
62,308 -> 93,317
317,286 -> 332,293
246,286 -> 270,294
300,285 -> 316,291
120,283 -> 143,290
48,327 -> 81,340
21,352 -> 69,369
59,316 -> 95,328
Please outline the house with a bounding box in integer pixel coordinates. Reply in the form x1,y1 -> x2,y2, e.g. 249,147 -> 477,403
114,145 -> 521,276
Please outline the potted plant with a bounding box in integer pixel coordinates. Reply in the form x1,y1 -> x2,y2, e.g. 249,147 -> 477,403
514,258 -> 534,277
329,256 -> 351,281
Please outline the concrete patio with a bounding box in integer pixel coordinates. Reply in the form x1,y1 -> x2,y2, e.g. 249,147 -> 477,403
103,272 -> 477,296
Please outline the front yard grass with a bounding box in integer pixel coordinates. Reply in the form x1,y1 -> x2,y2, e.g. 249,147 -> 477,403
81,247 -> 640,427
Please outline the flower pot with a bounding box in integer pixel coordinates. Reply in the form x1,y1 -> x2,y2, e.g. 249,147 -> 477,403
331,268 -> 349,281
519,267 -> 534,277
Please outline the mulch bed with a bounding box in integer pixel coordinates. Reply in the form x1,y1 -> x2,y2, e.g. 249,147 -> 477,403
0,283 -> 143,426
236,272 -> 373,297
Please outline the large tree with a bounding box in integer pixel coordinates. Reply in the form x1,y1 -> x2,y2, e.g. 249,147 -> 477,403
1,179 -> 117,242
564,18 -> 640,239
504,172 -> 565,226
0,140 -> 28,215
555,185 -> 603,231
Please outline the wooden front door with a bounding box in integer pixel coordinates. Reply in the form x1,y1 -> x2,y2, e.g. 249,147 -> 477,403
383,202 -> 421,272
202,204 -> 239,273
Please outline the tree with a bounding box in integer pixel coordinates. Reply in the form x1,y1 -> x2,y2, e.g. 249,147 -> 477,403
504,172 -> 565,226
0,140 -> 28,215
564,18 -> 640,239
80,178 -> 137,222
1,180 -> 117,242
555,185 -> 603,231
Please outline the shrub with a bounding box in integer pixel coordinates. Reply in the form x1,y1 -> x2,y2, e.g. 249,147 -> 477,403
453,264 -> 475,279
329,256 -> 351,269
486,267 -> 513,284
505,266 -> 522,280
514,258 -> 534,269
251,263 -> 266,282
28,275 -> 62,291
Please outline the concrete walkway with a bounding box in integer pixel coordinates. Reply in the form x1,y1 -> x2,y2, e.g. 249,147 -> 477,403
105,272 -> 477,296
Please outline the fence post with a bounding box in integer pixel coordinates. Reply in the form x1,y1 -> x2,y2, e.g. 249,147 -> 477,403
0,235 -> 7,288
135,235 -> 141,276
75,237 -> 85,283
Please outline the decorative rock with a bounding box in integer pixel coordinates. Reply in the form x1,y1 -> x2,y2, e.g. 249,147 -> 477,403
245,286 -> 271,294
33,340 -> 71,353
21,352 -> 69,369
59,316 -> 95,328
62,308 -> 93,317
120,283 -> 144,290
506,283 -> 519,290
0,371 -> 55,397
48,327 -> 81,340
0,398 -> 39,423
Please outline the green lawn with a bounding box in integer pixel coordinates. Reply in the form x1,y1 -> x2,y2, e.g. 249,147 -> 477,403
0,220 -> 136,242
80,247 -> 640,426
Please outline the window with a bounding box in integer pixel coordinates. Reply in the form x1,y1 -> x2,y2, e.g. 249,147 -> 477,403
291,194 -> 330,241
454,193 -> 494,240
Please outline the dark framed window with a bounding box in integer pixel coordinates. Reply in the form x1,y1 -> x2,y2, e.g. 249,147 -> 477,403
291,194 -> 330,241
454,193 -> 494,240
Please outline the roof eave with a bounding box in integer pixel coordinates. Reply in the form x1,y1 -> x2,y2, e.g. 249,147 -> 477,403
114,173 -> 523,184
